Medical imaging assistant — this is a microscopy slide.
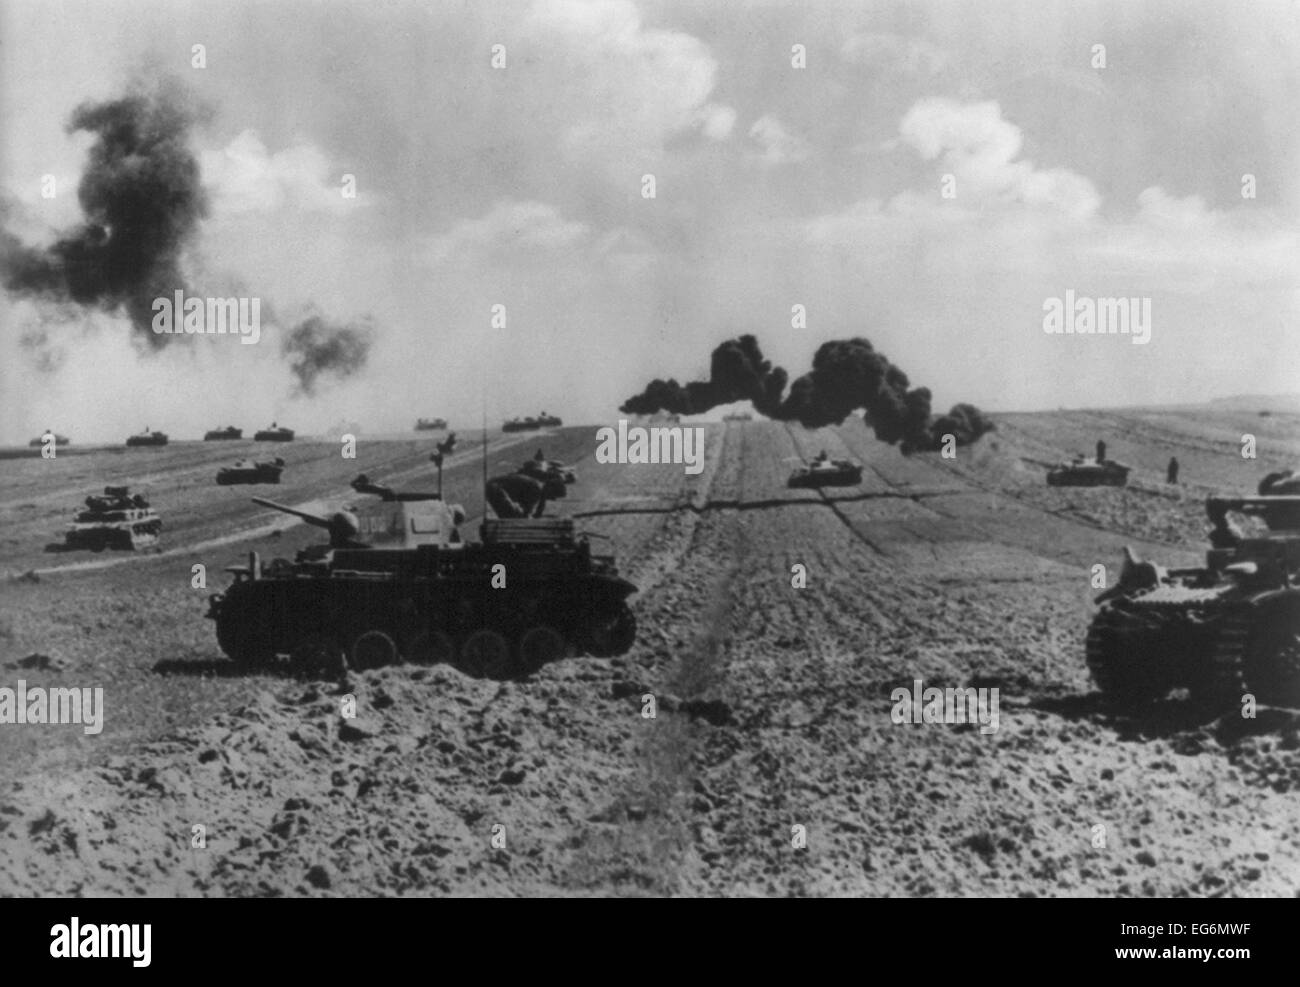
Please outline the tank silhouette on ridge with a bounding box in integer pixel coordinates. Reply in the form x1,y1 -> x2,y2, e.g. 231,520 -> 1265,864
503,412 -> 562,432
126,427 -> 168,447
1087,472 -> 1300,710
205,472 -> 636,679
254,422 -> 295,442
204,426 -> 243,441
64,485 -> 162,551
414,417 -> 448,431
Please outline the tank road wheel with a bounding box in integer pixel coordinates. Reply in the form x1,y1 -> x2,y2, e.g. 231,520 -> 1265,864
458,629 -> 512,679
291,633 -> 348,680
1085,606 -> 1168,709
1245,607 -> 1300,709
516,626 -> 567,675
403,629 -> 456,666
350,630 -> 398,670
1188,614 -> 1249,710
579,604 -> 637,658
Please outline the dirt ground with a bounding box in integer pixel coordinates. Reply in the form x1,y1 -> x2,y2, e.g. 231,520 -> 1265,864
2,408 -> 1299,896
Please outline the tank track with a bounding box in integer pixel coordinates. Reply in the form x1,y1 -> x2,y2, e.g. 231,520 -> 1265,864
1244,605 -> 1300,708
1189,612 -> 1249,708
1086,605 -> 1169,706
1190,613 -> 1248,707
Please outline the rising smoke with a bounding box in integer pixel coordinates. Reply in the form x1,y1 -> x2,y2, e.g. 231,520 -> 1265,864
1,87 -> 208,343
621,334 -> 994,451
0,82 -> 371,394
283,314 -> 374,396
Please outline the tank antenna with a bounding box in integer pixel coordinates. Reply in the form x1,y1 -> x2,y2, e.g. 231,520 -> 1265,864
481,380 -> 489,522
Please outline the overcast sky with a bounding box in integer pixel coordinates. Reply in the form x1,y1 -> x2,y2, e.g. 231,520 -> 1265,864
1,0 -> 1297,442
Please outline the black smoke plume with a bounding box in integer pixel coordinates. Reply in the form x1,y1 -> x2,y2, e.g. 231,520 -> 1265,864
283,315 -> 374,396
621,334 -> 994,451
1,86 -> 208,344
2,82 -> 375,395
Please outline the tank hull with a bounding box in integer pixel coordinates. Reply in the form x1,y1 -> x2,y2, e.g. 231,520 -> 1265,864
787,464 -> 863,488
254,428 -> 295,442
1047,460 -> 1130,487
207,537 -> 637,675
216,466 -> 283,485
65,511 -> 162,551
125,433 -> 169,447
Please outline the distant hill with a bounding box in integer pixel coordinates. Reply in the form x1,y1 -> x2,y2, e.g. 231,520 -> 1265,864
1204,394 -> 1300,412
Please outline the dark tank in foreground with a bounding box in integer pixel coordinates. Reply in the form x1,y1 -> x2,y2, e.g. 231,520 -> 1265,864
64,486 -> 162,551
1087,486 -> 1300,710
206,476 -> 637,678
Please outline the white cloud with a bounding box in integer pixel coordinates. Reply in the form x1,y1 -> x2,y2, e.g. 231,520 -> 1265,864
747,114 -> 812,166
697,103 -> 737,141
1134,187 -> 1212,230
523,0 -> 728,167
202,131 -> 356,216
897,98 -> 1100,219
425,199 -> 588,265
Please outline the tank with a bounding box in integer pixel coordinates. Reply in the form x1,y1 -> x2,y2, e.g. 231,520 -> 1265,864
28,432 -> 70,448
503,412 -> 562,432
787,454 -> 863,489
204,426 -> 243,441
205,476 -> 637,678
520,450 -> 577,485
64,486 -> 162,551
216,457 -> 285,485
414,417 -> 448,431
1086,491 -> 1300,710
1046,456 -> 1130,487
126,428 -> 169,447
254,423 -> 295,442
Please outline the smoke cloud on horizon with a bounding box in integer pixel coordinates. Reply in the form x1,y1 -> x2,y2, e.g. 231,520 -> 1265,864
621,334 -> 995,451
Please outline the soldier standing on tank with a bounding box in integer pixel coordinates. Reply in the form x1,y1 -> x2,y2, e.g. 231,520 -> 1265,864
1096,439 -> 1106,462
1167,456 -> 1179,484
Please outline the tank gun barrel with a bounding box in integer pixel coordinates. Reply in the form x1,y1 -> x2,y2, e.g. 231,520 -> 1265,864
1207,495 -> 1300,519
252,497 -> 332,529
